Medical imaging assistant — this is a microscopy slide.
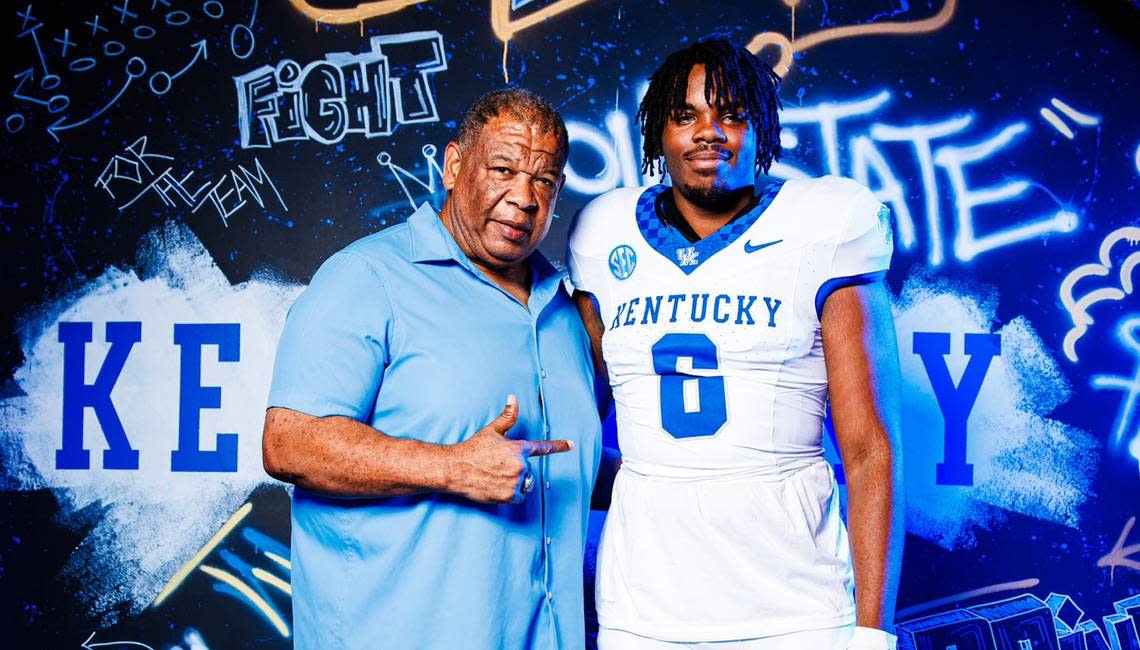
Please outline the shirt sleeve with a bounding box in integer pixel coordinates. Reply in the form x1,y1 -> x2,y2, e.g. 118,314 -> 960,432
814,185 -> 894,318
267,251 -> 393,421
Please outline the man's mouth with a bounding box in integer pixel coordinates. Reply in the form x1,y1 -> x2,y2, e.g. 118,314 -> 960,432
685,150 -> 730,161
493,219 -> 532,243
684,148 -> 731,170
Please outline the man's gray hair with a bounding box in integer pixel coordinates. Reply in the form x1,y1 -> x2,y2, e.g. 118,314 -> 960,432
455,88 -> 569,159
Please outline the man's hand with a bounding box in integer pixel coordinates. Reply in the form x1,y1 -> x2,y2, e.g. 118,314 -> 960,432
446,395 -> 574,503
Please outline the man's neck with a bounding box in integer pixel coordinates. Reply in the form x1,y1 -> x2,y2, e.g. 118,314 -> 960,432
475,260 -> 531,306
671,185 -> 756,240
439,201 -> 533,306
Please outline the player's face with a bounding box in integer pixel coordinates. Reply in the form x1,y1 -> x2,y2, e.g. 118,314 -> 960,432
442,113 -> 566,271
661,64 -> 759,205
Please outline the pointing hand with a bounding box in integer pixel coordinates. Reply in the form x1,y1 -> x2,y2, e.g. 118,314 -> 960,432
448,394 -> 573,503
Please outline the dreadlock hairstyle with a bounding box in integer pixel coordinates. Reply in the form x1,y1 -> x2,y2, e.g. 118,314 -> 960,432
636,39 -> 783,177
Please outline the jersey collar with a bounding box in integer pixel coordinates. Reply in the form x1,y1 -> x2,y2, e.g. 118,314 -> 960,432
635,181 -> 784,274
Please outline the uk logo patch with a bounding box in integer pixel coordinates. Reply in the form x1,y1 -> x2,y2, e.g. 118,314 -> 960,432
609,244 -> 637,280
676,246 -> 699,267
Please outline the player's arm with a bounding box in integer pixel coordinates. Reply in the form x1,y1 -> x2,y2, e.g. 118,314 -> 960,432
821,281 -> 904,636
262,397 -> 571,503
574,289 -> 611,417
574,289 -> 621,510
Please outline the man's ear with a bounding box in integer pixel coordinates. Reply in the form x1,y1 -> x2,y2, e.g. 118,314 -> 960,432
442,141 -> 462,191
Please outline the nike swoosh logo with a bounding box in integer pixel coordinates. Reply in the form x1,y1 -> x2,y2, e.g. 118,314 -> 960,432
744,239 -> 783,253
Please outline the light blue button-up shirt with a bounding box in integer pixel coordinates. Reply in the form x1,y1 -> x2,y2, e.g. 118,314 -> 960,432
268,203 -> 602,650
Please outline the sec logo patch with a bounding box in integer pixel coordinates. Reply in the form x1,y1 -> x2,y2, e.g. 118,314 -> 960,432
609,244 -> 637,280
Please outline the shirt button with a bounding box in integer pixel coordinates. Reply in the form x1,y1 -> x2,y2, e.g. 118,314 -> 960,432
545,536 -> 552,545
540,370 -> 547,379
546,592 -> 554,601
544,481 -> 551,490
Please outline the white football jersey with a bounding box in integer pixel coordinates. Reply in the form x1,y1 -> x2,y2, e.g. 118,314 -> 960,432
567,175 -> 893,641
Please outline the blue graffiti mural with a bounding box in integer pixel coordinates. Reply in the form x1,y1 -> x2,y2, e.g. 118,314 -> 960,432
897,592 -> 1140,650
2,1 -> 1137,647
235,31 -> 448,148
55,322 -> 245,472
94,135 -> 288,226
1091,315 -> 1140,473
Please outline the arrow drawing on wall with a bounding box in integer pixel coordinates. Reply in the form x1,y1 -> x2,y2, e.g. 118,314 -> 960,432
171,40 -> 208,82
12,68 -> 48,106
81,631 -> 156,650
47,57 -> 147,141
149,40 -> 208,96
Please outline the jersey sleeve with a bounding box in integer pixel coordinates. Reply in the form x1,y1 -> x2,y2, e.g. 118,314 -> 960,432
566,202 -> 609,295
813,184 -> 894,318
267,251 -> 393,421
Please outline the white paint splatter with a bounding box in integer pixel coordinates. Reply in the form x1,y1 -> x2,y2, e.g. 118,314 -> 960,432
893,275 -> 1098,549
0,222 -> 301,623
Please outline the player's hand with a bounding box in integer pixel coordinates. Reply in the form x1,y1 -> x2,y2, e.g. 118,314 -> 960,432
447,394 -> 574,504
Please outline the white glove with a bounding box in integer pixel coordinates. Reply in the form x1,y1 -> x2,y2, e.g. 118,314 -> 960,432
846,626 -> 898,650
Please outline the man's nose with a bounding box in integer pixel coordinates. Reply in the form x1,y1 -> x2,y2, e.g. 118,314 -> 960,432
505,173 -> 538,212
694,114 -> 727,143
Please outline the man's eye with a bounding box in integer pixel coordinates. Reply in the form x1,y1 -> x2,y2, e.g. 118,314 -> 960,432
536,177 -> 556,188
492,167 -> 512,175
723,113 -> 745,123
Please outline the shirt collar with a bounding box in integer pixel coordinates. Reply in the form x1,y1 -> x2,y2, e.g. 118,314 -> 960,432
528,248 -> 566,311
408,202 -> 464,264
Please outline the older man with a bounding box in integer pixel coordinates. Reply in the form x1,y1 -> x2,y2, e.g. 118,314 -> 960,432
263,88 -> 602,649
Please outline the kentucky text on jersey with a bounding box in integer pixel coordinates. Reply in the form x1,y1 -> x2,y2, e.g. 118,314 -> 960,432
609,293 -> 783,331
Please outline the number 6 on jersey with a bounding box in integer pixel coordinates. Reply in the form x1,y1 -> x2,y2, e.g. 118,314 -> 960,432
651,333 -> 728,439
